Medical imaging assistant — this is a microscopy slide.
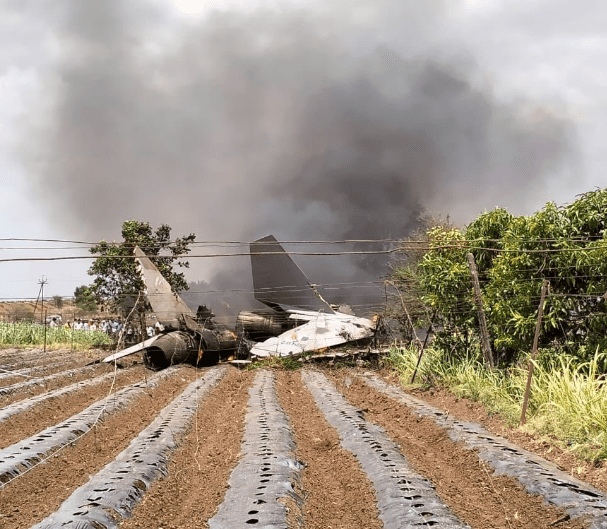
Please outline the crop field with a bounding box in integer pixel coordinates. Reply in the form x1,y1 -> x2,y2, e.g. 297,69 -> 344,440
1,347 -> 606,529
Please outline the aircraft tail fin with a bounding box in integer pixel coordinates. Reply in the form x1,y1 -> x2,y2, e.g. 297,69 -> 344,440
134,246 -> 194,329
250,235 -> 333,312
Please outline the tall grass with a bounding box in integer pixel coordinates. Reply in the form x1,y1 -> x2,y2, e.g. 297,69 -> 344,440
386,345 -> 607,462
0,321 -> 112,349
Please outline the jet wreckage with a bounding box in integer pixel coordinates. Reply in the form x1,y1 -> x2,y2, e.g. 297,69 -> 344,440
103,235 -> 378,369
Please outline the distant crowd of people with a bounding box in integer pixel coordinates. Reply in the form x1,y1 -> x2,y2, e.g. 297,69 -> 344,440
38,316 -> 167,345
62,318 -> 127,335
58,318 -> 165,342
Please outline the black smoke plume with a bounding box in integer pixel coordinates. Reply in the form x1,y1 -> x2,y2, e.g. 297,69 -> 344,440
17,0 -> 576,314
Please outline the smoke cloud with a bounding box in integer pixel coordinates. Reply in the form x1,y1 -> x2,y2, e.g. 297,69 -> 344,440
17,0 -> 576,314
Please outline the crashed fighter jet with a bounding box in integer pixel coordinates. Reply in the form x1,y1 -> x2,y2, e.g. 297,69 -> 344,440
103,236 -> 378,369
102,247 -> 238,369
237,235 -> 378,358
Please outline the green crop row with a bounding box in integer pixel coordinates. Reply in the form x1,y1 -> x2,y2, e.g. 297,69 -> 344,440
0,321 -> 112,349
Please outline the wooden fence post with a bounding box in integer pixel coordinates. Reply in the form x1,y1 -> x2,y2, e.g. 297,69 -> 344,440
520,280 -> 550,426
386,281 -> 422,349
467,253 -> 494,369
411,310 -> 438,384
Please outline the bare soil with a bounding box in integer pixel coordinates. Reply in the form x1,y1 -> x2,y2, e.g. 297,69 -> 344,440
0,367 -> 192,529
0,362 -> 112,407
276,370 -> 383,529
379,370 -> 607,495
0,364 -> 151,448
1,351 -> 605,529
329,368 -> 588,529
120,367 -> 253,529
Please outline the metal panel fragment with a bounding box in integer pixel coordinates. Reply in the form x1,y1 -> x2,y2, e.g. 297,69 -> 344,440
250,235 -> 333,312
250,310 -> 376,357
134,246 -> 194,329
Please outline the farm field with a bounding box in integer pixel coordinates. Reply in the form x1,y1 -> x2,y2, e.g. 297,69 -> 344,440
1,348 -> 606,529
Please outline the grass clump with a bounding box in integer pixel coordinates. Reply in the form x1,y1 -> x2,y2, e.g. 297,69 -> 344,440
0,321 -> 112,349
248,355 -> 302,371
386,345 -> 607,462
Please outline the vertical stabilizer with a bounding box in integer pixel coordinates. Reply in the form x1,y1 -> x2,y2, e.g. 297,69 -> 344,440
250,236 -> 333,312
134,246 -> 193,329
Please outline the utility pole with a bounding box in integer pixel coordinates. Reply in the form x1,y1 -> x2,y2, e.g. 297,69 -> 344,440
38,277 -> 48,325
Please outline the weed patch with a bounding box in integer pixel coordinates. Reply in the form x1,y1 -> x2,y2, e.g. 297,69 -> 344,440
387,346 -> 607,462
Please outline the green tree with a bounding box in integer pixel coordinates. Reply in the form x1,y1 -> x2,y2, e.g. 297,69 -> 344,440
73,285 -> 98,312
88,221 -> 196,316
408,189 -> 607,366
389,215 -> 453,344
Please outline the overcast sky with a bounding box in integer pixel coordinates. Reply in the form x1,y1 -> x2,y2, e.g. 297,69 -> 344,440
1,0 -> 606,301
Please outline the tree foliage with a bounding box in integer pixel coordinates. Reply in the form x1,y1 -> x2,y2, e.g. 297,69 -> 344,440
395,189 -> 607,365
387,214 -> 450,341
88,221 -> 196,313
73,285 -> 97,312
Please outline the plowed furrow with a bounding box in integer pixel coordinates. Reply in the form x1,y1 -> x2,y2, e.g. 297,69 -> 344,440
0,364 -> 115,408
0,367 -> 182,484
0,371 -> 116,424
0,366 -> 195,529
120,367 -> 253,529
276,370 -> 383,529
208,369 -> 304,528
302,369 -> 469,529
358,372 -> 606,529
0,360 -> 72,385
0,348 -> 86,369
0,365 -> 98,397
0,366 -> 152,447
30,366 -> 228,529
0,348 -> 52,365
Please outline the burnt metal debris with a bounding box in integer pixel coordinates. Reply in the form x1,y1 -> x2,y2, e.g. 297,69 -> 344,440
103,235 -> 378,369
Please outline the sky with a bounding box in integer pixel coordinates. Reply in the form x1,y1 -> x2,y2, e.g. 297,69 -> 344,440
1,0 -> 606,303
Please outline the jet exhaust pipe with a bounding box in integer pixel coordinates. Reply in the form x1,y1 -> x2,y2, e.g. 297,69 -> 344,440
236,310 -> 290,339
143,332 -> 196,370
142,329 -> 236,370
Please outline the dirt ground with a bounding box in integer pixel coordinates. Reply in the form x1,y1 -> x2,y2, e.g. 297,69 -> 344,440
376,369 -> 607,495
276,370 -> 384,529
120,367 -> 253,529
0,367 -> 193,529
1,350 -> 605,528
0,365 -> 148,448
329,368 -> 588,529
